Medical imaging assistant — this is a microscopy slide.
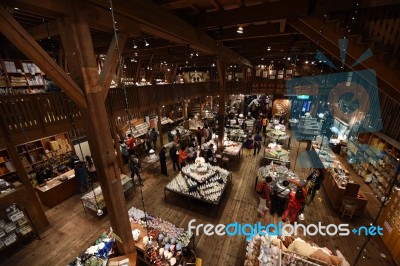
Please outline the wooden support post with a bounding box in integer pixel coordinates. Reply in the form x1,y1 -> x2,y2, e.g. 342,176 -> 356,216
216,61 -> 226,153
58,2 -> 135,255
110,115 -> 126,175
99,32 -> 128,101
5,140 -> 49,230
157,108 -> 164,148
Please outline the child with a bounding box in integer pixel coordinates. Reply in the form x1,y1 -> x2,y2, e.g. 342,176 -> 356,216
282,186 -> 306,223
256,176 -> 273,217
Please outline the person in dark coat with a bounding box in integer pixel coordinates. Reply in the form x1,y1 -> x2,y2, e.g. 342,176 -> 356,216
306,169 -> 324,202
128,154 -> 143,185
270,180 -> 290,216
196,127 -> 202,145
159,146 -> 168,176
74,161 -> 89,194
169,144 -> 179,171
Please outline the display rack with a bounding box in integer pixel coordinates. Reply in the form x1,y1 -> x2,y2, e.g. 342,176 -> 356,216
128,206 -> 194,265
346,131 -> 400,200
0,203 -> 38,254
165,159 -> 231,205
0,149 -> 20,195
80,175 -> 133,215
16,133 -> 73,182
124,121 -> 150,138
295,116 -> 322,140
379,190 -> 400,264
0,60 -> 45,95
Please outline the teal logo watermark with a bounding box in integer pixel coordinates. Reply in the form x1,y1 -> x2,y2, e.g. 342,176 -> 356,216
287,39 -> 382,169
187,219 -> 383,241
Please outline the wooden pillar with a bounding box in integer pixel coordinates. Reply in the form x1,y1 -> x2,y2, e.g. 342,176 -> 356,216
5,140 -> 49,231
210,96 -> 213,112
58,4 -> 135,255
110,115 -> 126,174
157,108 -> 164,148
217,61 -> 226,152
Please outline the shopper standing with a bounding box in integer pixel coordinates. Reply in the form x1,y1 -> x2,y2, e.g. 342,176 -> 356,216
128,154 -> 143,186
159,146 -> 168,176
85,155 -> 97,183
196,127 -> 202,145
306,169 -> 324,203
253,132 -> 262,156
149,128 -> 159,149
282,186 -> 306,223
243,135 -> 254,157
178,147 -> 188,169
270,180 -> 290,216
74,161 -> 89,194
169,144 -> 180,171
256,176 -> 273,217
126,133 -> 135,156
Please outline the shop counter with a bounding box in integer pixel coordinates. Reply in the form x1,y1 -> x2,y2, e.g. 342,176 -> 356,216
312,144 -> 368,216
35,169 -> 77,208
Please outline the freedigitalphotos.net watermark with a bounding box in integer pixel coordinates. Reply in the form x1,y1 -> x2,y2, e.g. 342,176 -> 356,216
188,219 -> 383,241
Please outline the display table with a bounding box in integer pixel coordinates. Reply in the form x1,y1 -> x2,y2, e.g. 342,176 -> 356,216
255,164 -> 299,190
312,144 -> 368,216
164,159 -> 231,205
35,169 -> 77,208
141,154 -> 160,173
263,144 -> 290,168
80,175 -> 133,214
222,140 -> 243,158
266,129 -> 289,142
128,207 -> 194,265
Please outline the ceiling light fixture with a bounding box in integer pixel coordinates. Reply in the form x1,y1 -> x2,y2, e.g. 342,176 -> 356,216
144,40 -> 149,47
237,25 -> 244,34
305,60 -> 309,64
267,46 -> 271,51
133,41 -> 137,49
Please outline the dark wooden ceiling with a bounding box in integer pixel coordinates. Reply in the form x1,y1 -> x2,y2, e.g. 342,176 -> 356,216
0,0 -> 399,69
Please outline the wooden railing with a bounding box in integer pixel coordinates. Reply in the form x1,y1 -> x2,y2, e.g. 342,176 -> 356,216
0,81 -> 275,138
1,80 -> 399,143
0,92 -> 82,136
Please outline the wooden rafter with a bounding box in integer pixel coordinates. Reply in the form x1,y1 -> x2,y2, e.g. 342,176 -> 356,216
0,5 -> 87,109
288,17 -> 400,104
99,33 -> 128,101
86,0 -> 251,66
195,0 -> 400,29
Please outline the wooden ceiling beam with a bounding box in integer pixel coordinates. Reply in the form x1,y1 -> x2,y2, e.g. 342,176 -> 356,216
0,5 -> 87,109
214,23 -> 298,41
87,0 -> 251,66
25,2 -> 140,40
288,17 -> 400,104
195,0 -> 400,29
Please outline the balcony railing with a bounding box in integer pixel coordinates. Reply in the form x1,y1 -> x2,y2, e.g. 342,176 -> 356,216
0,80 -> 279,139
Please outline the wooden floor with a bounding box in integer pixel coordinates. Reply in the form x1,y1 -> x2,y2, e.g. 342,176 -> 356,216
1,136 -> 396,266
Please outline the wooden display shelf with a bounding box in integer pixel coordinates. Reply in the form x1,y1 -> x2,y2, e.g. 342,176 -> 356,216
35,169 -> 77,208
312,145 -> 368,216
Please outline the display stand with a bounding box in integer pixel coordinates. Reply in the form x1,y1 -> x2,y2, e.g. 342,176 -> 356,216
312,144 -> 368,216
80,175 -> 134,216
141,154 -> 160,173
164,159 -> 231,210
0,204 -> 39,255
128,206 -> 194,265
263,144 -> 290,168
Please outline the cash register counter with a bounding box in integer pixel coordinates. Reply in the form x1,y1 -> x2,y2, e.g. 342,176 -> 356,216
312,144 -> 368,216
